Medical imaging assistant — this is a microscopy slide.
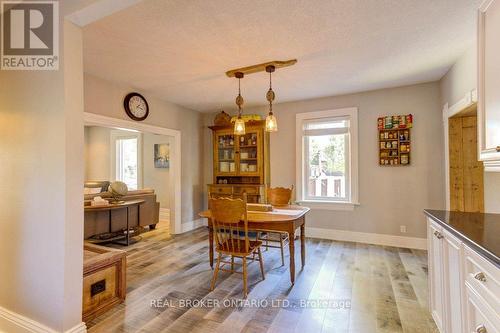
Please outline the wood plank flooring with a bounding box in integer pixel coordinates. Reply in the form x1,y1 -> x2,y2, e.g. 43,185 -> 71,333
87,225 -> 438,333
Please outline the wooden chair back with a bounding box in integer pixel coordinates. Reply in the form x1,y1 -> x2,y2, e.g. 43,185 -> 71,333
209,195 -> 249,253
266,186 -> 293,206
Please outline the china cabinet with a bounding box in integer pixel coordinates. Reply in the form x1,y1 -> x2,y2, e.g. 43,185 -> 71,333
208,120 -> 270,203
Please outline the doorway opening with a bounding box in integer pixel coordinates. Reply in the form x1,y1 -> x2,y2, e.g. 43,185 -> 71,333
448,103 -> 484,212
84,112 -> 182,235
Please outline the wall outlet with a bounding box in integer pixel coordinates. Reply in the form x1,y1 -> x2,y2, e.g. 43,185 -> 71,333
400,225 -> 407,233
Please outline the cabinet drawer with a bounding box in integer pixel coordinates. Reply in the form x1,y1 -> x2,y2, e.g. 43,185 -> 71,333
209,186 -> 232,195
464,245 -> 500,311
465,285 -> 500,333
233,186 -> 260,195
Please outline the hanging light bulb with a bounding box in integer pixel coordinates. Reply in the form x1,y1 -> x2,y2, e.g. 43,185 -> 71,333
234,72 -> 246,135
266,113 -> 277,132
265,65 -> 278,132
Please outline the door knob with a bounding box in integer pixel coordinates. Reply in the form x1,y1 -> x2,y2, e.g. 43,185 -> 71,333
475,324 -> 487,333
474,272 -> 487,282
496,146 -> 500,152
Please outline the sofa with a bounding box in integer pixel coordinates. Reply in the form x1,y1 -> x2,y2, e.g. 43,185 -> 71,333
84,186 -> 160,239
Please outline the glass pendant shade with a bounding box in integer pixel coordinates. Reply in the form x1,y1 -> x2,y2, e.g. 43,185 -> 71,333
265,65 -> 278,132
234,117 -> 246,135
265,113 -> 278,132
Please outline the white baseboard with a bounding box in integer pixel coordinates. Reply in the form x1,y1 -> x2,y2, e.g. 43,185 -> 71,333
0,305 -> 87,333
181,218 -> 207,233
306,227 -> 427,250
64,323 -> 87,333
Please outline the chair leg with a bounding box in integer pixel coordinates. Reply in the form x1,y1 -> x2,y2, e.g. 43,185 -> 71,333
242,256 -> 248,298
279,236 -> 285,266
231,256 -> 234,273
211,252 -> 221,291
257,247 -> 265,280
265,237 -> 269,251
254,233 -> 259,259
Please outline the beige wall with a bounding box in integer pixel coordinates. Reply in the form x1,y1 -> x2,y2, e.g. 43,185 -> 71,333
143,133 -> 172,208
84,73 -> 203,223
440,46 -> 477,107
204,82 -> 445,238
85,126 -> 113,180
439,45 -> 500,213
0,19 -> 84,332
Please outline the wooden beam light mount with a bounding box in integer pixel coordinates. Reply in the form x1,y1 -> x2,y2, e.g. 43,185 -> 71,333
226,59 -> 297,78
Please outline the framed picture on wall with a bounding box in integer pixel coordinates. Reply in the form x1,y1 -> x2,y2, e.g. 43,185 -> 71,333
154,143 -> 170,168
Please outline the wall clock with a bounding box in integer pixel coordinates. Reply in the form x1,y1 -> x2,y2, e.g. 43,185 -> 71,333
124,92 -> 149,121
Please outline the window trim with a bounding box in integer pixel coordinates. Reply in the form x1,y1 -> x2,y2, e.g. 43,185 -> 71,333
295,107 -> 359,210
110,130 -> 143,190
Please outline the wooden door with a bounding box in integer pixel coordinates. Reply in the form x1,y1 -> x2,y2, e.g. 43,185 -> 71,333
449,116 -> 484,212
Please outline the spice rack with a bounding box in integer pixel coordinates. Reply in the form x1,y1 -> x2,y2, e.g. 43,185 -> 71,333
378,115 -> 412,166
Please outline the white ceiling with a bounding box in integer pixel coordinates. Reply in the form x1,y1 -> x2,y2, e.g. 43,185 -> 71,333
83,0 -> 481,112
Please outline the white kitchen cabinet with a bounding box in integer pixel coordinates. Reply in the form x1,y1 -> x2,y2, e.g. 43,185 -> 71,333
426,216 -> 500,333
478,0 -> 500,169
428,220 -> 445,332
465,285 -> 500,333
442,229 -> 466,333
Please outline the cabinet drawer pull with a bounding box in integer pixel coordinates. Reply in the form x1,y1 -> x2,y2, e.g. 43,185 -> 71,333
433,231 -> 443,239
475,324 -> 487,333
473,272 -> 487,282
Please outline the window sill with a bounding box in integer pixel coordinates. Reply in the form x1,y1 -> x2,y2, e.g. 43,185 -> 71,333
296,200 -> 359,211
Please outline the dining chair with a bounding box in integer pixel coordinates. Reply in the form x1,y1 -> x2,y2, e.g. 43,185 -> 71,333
209,194 -> 265,298
257,186 -> 294,266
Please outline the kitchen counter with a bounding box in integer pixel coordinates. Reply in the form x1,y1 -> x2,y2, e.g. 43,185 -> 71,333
424,209 -> 499,267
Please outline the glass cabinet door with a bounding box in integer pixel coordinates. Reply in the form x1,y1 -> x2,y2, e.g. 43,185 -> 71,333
215,132 -> 237,175
237,131 -> 261,176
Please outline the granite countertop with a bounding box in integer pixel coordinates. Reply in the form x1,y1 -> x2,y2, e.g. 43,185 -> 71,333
424,210 -> 499,267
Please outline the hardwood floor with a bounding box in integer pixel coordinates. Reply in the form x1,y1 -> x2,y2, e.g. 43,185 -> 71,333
87,225 -> 438,333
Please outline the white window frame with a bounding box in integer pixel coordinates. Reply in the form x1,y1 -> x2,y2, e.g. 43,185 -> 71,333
110,130 -> 143,189
296,107 -> 359,211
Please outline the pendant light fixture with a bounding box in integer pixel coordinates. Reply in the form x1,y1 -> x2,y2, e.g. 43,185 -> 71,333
233,71 -> 246,135
265,65 -> 278,132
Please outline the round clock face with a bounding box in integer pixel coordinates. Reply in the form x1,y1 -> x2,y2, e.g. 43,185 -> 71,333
124,93 -> 149,121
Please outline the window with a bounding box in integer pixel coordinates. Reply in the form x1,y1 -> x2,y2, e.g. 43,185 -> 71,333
115,136 -> 139,190
296,108 -> 359,210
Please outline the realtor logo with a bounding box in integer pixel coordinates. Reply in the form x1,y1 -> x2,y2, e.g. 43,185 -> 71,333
1,0 -> 59,70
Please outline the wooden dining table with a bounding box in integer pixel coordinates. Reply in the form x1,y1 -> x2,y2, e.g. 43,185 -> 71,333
199,205 -> 310,284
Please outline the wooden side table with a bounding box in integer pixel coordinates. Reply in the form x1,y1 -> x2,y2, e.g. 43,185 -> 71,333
84,199 -> 145,246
